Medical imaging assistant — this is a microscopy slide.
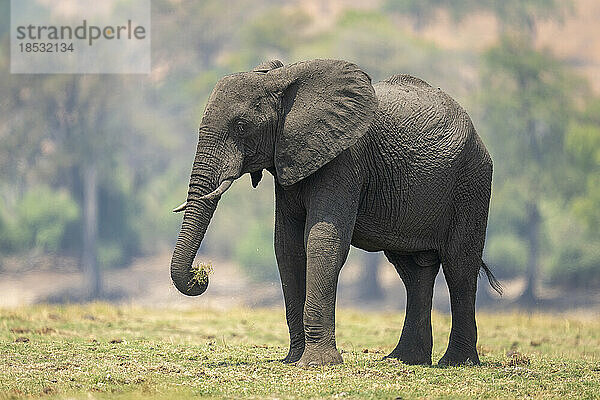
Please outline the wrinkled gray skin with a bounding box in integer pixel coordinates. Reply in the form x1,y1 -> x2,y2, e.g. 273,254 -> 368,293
171,59 -> 499,367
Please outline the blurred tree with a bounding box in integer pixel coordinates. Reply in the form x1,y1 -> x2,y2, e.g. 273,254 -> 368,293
358,252 -> 384,300
478,36 -> 579,303
383,0 -> 474,30
383,0 -> 571,38
39,76 -> 128,298
292,10 -> 457,85
544,98 -> 600,289
240,7 -> 312,66
0,67 -> 151,297
478,0 -> 571,39
566,99 -> 600,232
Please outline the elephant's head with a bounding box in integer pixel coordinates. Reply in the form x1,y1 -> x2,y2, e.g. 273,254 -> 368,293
170,59 -> 377,296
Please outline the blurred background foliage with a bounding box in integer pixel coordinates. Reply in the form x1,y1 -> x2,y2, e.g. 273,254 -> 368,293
0,0 -> 598,302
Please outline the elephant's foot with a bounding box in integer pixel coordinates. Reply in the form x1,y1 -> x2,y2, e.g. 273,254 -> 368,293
281,345 -> 305,364
383,344 -> 432,365
383,327 -> 433,365
438,347 -> 480,366
296,346 -> 343,367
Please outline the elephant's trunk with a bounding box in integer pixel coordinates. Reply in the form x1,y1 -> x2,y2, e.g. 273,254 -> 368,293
170,196 -> 218,296
170,147 -> 223,296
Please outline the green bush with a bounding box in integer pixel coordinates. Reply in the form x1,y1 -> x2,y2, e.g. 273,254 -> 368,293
485,233 -> 528,279
0,187 -> 79,253
137,166 -> 186,253
0,208 -> 16,252
233,221 -> 278,282
97,242 -> 125,270
543,200 -> 600,289
548,241 -> 600,289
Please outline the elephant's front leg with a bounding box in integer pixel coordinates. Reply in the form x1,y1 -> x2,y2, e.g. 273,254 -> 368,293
296,193 -> 358,367
274,207 -> 307,363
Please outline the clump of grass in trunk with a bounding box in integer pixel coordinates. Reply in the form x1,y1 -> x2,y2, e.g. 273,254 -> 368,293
188,261 -> 213,290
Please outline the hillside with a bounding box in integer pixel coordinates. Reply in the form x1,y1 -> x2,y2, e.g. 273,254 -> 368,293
296,0 -> 600,92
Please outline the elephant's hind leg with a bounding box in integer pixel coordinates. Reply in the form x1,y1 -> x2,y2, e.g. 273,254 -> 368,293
384,251 -> 439,365
439,158 -> 491,366
438,256 -> 480,366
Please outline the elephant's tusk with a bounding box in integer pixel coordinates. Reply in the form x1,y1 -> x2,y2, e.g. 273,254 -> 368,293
172,201 -> 188,213
199,179 -> 234,200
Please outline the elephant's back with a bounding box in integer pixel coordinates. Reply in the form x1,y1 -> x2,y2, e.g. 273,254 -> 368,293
371,75 -> 473,166
351,76 -> 481,244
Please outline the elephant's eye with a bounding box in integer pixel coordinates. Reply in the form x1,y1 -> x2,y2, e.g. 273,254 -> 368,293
235,120 -> 247,135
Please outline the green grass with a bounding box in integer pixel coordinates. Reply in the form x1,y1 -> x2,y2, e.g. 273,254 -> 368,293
1,304 -> 599,399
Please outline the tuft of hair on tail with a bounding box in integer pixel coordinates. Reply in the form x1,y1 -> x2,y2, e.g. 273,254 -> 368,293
480,261 -> 503,295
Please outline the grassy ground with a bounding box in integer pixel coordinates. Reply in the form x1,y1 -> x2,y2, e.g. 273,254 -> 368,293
0,304 -> 599,399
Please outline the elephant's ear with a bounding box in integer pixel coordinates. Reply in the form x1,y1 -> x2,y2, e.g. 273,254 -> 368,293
266,59 -> 377,186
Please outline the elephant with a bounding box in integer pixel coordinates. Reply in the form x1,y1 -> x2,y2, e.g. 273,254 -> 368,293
170,59 -> 501,367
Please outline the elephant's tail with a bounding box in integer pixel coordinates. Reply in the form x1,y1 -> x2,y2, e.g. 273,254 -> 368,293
481,261 -> 503,295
